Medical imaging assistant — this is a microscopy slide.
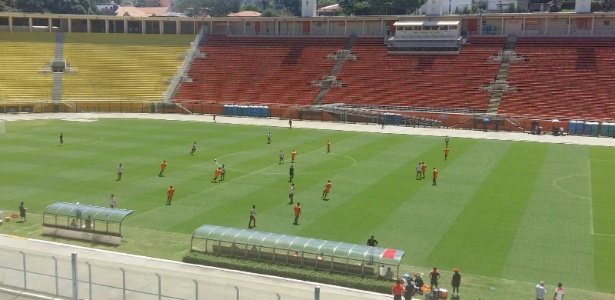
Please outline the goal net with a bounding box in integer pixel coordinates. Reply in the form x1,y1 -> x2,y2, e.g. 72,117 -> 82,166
0,119 -> 5,135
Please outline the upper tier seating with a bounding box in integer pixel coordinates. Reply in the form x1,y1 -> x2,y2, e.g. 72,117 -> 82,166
0,32 -> 55,101
62,33 -> 194,101
321,37 -> 503,112
173,36 -> 348,105
499,37 -> 615,120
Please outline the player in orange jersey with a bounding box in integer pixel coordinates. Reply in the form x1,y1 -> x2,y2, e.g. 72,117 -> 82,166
443,147 -> 450,160
211,167 -> 221,183
322,180 -> 332,200
167,186 -> 175,205
291,150 -> 297,163
327,141 -> 331,153
159,160 -> 167,177
421,162 -> 427,179
432,168 -> 438,186
293,203 -> 301,225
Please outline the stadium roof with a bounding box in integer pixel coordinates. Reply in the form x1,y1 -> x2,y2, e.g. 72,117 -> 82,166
394,21 -> 460,26
228,11 -> 262,17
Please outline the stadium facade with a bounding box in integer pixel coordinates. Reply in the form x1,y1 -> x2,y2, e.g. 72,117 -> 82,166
2,12 -> 615,37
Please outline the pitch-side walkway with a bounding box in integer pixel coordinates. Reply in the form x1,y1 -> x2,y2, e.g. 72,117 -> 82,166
0,112 -> 613,300
3,113 -> 614,147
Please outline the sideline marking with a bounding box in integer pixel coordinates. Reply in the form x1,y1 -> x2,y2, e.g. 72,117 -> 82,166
587,159 -> 594,235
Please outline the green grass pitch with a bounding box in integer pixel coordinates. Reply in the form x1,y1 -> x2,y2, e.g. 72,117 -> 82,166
0,118 -> 614,300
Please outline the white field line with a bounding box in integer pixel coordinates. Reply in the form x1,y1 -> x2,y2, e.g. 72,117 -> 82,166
587,159 -> 595,235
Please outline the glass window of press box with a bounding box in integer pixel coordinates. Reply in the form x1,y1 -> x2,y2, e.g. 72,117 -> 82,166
43,202 -> 133,236
191,225 -> 404,278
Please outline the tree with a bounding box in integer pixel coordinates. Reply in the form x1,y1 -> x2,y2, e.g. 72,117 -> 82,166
278,0 -> 300,15
0,0 -> 16,11
339,0 -> 372,15
14,0 -> 96,14
241,3 -> 261,12
547,0 -> 561,12
506,3 -> 515,12
602,0 -> 615,11
318,0 -> 335,6
261,7 -> 293,16
175,0 -> 241,17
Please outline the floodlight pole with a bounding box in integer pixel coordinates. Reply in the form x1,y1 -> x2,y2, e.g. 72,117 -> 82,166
314,286 -> 320,300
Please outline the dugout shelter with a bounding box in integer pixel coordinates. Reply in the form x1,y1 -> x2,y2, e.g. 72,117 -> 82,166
42,202 -> 133,245
191,224 -> 405,278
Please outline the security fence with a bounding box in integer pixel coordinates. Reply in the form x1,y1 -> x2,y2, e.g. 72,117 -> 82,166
0,247 -> 317,300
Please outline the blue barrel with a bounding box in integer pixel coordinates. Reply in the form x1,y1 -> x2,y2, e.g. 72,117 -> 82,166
584,122 -> 599,136
255,106 -> 263,117
601,122 -> 615,137
383,113 -> 393,125
568,121 -> 582,135
262,106 -> 270,117
393,114 -> 402,125
223,105 -> 230,116
231,105 -> 239,116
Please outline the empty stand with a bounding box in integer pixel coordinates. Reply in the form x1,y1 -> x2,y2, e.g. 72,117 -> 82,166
62,33 -> 193,101
0,32 -> 55,101
173,36 -> 348,105
321,38 -> 502,112
499,37 -> 615,120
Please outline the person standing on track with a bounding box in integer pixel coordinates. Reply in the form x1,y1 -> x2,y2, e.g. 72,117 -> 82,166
391,279 -> 405,300
430,267 -> 440,290
451,268 -> 461,295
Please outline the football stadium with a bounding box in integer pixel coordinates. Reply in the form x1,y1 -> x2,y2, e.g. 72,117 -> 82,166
1,2 -> 615,300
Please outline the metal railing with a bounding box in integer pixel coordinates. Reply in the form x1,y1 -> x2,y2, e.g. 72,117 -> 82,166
468,29 -> 615,36
225,31 -> 386,37
0,247 -> 316,300
163,26 -> 206,103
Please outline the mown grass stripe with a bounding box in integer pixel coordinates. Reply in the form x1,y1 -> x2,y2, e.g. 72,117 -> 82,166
503,144 -> 595,290
425,143 -> 548,277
